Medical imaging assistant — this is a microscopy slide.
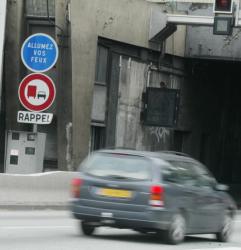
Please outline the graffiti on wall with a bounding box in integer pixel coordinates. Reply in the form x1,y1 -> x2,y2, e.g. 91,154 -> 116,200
149,127 -> 170,143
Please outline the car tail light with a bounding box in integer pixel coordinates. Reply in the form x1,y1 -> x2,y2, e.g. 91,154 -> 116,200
71,178 -> 82,198
149,185 -> 164,207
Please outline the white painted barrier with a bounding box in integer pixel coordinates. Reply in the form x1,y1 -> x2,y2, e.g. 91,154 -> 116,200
0,171 -> 79,208
1,171 -> 240,210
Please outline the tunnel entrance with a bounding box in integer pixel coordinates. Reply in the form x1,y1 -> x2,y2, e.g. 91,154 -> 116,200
184,59 -> 241,203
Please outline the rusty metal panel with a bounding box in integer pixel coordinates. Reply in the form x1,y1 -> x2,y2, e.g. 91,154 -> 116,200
143,87 -> 179,127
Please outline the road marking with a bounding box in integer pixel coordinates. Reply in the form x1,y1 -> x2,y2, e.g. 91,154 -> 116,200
0,226 -> 73,230
193,247 -> 240,250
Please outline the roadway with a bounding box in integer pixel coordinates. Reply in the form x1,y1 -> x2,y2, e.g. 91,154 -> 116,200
0,210 -> 240,250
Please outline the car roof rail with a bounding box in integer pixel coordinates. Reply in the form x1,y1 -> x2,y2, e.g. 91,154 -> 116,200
158,151 -> 190,157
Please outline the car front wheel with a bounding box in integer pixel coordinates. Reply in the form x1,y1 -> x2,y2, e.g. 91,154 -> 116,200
164,213 -> 186,245
80,221 -> 96,236
216,211 -> 233,242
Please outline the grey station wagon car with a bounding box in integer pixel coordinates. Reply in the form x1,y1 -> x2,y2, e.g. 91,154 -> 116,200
70,149 -> 237,244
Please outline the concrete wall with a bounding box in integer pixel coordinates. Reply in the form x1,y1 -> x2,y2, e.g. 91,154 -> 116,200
67,0 -> 164,168
71,0 -> 158,48
165,25 -> 186,57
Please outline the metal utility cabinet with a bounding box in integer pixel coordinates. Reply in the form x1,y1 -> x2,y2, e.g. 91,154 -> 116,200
5,131 -> 46,174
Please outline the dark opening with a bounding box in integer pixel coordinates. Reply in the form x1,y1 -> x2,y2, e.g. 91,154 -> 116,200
186,59 -> 241,205
12,132 -> 19,140
25,147 -> 35,155
90,126 -> 105,151
27,133 -> 36,141
172,130 -> 190,153
10,155 -> 18,165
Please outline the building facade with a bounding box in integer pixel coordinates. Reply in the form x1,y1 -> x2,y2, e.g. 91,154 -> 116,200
1,0 -> 241,199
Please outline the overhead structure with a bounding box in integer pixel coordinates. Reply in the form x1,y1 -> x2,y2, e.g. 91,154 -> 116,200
150,0 -> 240,42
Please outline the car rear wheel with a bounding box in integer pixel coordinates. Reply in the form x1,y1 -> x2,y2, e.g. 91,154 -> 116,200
216,211 -> 233,242
80,221 -> 96,236
164,213 -> 186,245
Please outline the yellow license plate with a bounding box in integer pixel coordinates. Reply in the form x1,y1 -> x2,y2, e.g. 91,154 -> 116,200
100,188 -> 132,198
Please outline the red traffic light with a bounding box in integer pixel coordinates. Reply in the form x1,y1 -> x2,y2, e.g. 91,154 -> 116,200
214,0 -> 233,13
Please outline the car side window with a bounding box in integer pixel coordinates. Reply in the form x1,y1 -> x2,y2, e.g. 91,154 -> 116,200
168,161 -> 199,187
161,164 -> 180,184
187,162 -> 216,189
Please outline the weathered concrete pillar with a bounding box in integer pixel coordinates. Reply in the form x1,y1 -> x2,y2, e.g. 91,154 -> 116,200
55,0 -> 73,171
70,0 -> 97,169
5,0 -> 25,130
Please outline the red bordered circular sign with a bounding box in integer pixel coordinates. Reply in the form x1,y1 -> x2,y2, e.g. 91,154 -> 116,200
18,73 -> 56,112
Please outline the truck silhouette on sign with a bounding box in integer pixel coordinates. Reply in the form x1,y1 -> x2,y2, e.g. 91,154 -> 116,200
27,86 -> 46,100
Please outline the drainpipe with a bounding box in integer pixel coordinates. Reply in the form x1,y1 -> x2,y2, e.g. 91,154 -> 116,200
66,122 -> 73,171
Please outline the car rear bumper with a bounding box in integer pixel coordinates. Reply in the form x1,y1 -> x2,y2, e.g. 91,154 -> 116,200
70,199 -> 172,230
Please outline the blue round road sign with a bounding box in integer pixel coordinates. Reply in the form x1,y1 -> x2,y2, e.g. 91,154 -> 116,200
21,33 -> 59,73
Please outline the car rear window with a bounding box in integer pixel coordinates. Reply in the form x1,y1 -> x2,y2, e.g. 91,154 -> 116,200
80,153 -> 152,181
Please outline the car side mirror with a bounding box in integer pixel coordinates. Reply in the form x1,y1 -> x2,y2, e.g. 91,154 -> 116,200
215,184 -> 229,191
